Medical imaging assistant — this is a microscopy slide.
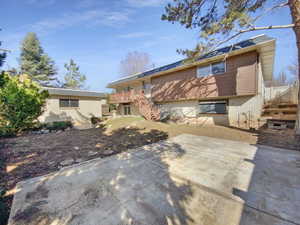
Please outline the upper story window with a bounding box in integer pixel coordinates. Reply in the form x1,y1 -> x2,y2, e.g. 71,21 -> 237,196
142,81 -> 152,90
197,61 -> 226,77
59,98 -> 79,108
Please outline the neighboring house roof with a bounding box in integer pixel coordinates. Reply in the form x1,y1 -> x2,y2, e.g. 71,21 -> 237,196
43,87 -> 107,98
107,34 -> 275,88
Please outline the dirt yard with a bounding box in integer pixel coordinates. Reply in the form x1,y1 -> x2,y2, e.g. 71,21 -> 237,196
0,116 -> 299,224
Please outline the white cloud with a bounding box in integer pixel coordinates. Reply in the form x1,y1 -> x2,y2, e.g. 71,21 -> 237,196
76,0 -> 96,8
119,32 -> 151,38
94,10 -> 133,26
28,9 -> 133,34
126,0 -> 168,7
26,0 -> 56,6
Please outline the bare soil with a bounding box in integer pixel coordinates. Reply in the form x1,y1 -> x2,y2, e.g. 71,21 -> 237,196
0,116 -> 299,224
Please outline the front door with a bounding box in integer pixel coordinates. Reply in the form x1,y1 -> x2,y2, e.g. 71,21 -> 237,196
124,104 -> 131,115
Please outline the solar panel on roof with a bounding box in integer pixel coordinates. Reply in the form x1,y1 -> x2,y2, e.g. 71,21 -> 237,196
108,35 -> 274,86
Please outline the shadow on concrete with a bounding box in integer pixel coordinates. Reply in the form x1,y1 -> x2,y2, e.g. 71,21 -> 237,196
3,130 -> 300,225
1,126 -> 196,225
232,144 -> 300,225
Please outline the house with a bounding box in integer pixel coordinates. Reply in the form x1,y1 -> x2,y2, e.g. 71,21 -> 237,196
39,87 -> 107,127
107,34 -> 276,128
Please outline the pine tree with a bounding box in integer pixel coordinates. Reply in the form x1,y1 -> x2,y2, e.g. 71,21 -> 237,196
0,43 -> 6,68
63,59 -> 86,89
20,32 -> 57,86
0,54 -> 5,68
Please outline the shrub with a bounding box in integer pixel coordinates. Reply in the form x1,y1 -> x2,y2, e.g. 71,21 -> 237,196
46,121 -> 72,131
0,73 -> 49,136
91,116 -> 102,125
27,122 -> 46,131
109,104 -> 117,111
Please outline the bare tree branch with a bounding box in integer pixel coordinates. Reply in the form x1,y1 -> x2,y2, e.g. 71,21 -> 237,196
214,24 -> 295,48
119,51 -> 154,77
0,48 -> 11,53
252,1 -> 289,24
209,0 -> 217,15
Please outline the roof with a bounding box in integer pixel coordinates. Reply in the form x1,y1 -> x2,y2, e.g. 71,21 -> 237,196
107,34 -> 275,88
43,87 -> 107,98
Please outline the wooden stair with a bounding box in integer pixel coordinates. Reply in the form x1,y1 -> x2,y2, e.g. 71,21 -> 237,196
132,93 -> 160,121
262,102 -> 297,121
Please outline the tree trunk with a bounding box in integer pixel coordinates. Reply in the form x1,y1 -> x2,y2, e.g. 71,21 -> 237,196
289,0 -> 300,135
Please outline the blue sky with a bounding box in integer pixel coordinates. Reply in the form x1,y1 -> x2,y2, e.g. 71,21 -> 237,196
1,0 -> 297,92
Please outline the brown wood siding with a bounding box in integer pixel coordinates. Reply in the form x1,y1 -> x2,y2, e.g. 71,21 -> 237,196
151,51 -> 258,102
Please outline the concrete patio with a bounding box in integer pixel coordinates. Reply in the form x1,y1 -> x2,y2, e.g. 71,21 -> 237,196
8,134 -> 300,225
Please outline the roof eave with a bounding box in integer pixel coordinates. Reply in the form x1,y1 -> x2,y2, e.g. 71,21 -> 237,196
43,87 -> 107,98
107,38 -> 276,88
256,39 -> 275,81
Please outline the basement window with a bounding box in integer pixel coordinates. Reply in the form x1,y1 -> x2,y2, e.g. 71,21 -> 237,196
59,98 -> 79,108
199,100 -> 227,114
197,61 -> 226,77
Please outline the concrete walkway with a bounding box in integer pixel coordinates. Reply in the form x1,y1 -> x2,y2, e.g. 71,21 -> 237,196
8,134 -> 300,225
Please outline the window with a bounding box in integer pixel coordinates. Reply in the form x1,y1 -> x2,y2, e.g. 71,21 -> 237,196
211,61 -> 225,74
199,100 -> 227,114
142,81 -> 151,90
59,98 -> 79,108
197,61 -> 226,77
70,99 -> 79,107
197,65 -> 211,77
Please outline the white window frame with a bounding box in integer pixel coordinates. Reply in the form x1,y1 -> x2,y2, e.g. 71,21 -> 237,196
59,98 -> 79,108
197,60 -> 226,77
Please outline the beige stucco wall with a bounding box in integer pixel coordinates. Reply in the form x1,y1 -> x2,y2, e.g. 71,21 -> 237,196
158,95 -> 263,128
228,95 -> 263,128
158,100 -> 198,118
39,95 -> 107,126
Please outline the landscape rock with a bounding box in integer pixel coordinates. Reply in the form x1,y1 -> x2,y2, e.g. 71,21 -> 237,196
95,143 -> 103,148
41,129 -> 50,134
60,158 -> 74,166
48,161 -> 56,166
88,151 -> 97,156
102,150 -> 114,155
75,158 -> 84,163
74,146 -> 80,150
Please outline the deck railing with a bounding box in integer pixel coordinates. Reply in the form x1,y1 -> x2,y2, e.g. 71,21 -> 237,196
109,90 -> 144,104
